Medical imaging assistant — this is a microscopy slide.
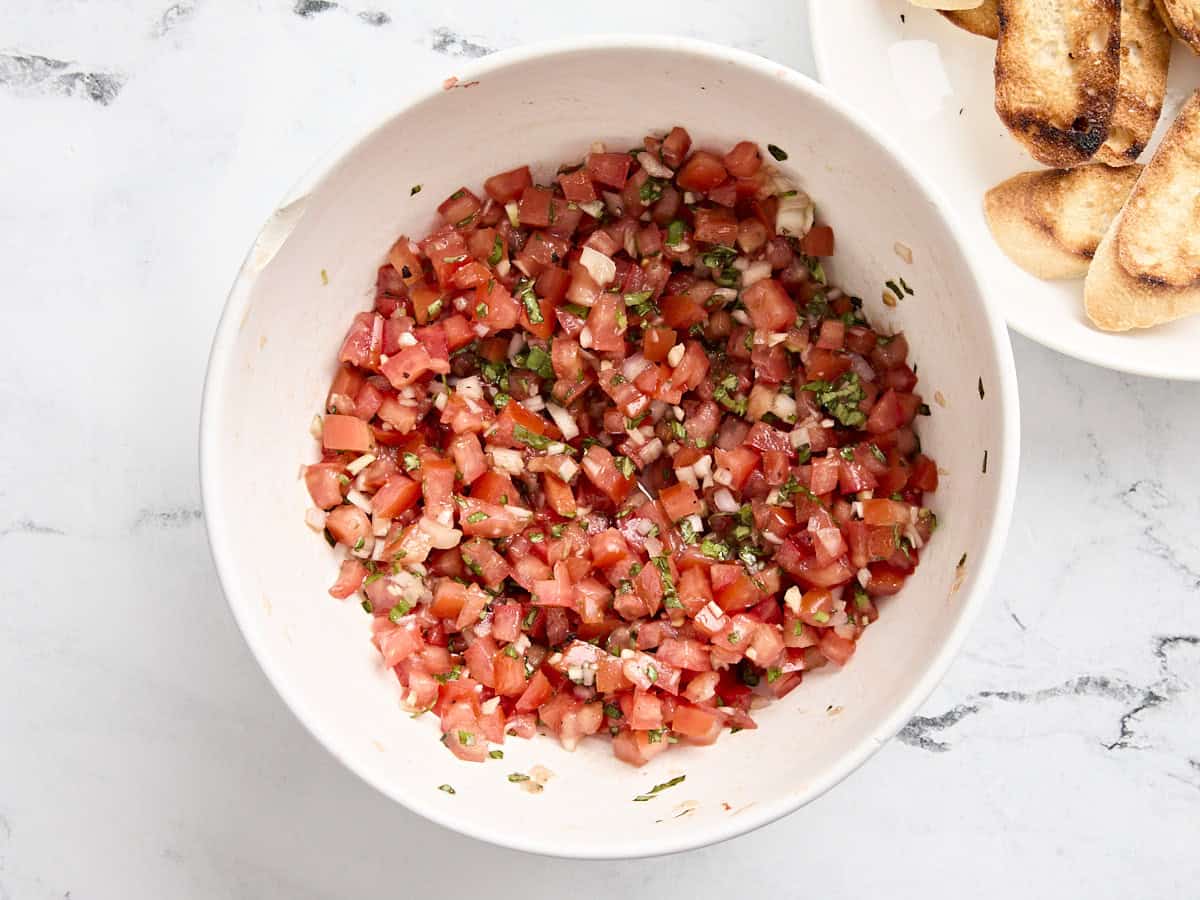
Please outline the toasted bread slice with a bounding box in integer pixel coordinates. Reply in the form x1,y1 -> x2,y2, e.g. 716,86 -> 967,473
940,0 -> 1000,39
995,0 -> 1121,167
1085,91 -> 1200,330
1154,0 -> 1200,53
1095,0 -> 1172,166
984,165 -> 1141,279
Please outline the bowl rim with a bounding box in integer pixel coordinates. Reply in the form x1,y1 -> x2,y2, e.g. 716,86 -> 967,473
199,33 -> 1021,860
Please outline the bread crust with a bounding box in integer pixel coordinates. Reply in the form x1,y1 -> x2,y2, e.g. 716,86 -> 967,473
940,0 -> 1001,38
1094,0 -> 1172,166
1154,0 -> 1200,53
995,0 -> 1122,167
1084,91 -> 1200,330
985,165 -> 1141,279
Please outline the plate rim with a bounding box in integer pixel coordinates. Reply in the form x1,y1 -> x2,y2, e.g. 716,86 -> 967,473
808,0 -> 1200,383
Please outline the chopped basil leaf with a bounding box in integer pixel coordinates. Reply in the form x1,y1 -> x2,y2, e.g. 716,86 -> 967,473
701,245 -> 737,270
639,178 -> 665,203
633,774 -> 686,802
512,424 -> 553,451
487,235 -> 504,265
805,372 -> 867,429
411,185 -> 422,196
508,773 -> 530,783
489,749 -> 504,759
701,539 -> 732,560
767,144 -> 788,161
522,345 -> 553,378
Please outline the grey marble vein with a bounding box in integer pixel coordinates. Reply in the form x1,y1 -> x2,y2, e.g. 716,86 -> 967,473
154,0 -> 198,36
132,507 -> 204,530
0,519 -> 64,538
0,53 -> 124,105
901,636 -> 1200,756
294,0 -> 338,16
429,26 -> 494,58
1121,480 -> 1200,588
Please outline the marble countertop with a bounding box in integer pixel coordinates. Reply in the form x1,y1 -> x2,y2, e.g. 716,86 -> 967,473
2,2 -> 1198,897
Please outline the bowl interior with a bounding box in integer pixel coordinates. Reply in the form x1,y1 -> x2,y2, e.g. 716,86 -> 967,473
202,39 -> 1016,858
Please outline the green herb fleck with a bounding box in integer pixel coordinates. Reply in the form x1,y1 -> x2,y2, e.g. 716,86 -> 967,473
665,220 -> 686,247
437,783 -> 455,794
767,144 -> 788,161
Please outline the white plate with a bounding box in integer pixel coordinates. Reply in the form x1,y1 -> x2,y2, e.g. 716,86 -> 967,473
810,0 -> 1200,381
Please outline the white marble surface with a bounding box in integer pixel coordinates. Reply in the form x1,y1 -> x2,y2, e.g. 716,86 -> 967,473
2,2 -> 1198,897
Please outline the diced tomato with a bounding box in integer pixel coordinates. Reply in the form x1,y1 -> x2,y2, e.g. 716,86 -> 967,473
723,141 -> 762,177
305,132 -> 941,765
484,165 -> 533,204
322,414 -> 373,452
587,152 -> 632,188
742,279 -> 796,332
799,224 -> 835,257
438,187 -> 482,227
676,151 -> 727,192
586,293 -> 627,353
659,482 -> 701,521
581,445 -> 635,505
305,463 -> 345,509
371,474 -> 421,517
693,207 -> 738,244
328,558 -> 366,599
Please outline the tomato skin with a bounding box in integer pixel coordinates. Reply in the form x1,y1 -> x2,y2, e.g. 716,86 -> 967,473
305,463 -> 346,509
660,294 -> 708,330
328,558 -> 366,599
676,151 -> 728,192
581,445 -> 635,505
723,141 -> 762,177
438,187 -> 482,227
693,207 -> 738,244
558,168 -> 597,202
371,474 -> 421,517
484,166 -> 532,204
742,279 -> 796,332
799,224 -> 836,257
586,293 -> 627,353
322,415 -> 374,453
659,482 -> 701,521
587,152 -> 632,188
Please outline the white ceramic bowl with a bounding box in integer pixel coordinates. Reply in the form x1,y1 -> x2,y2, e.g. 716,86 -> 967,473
201,36 -> 1019,859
